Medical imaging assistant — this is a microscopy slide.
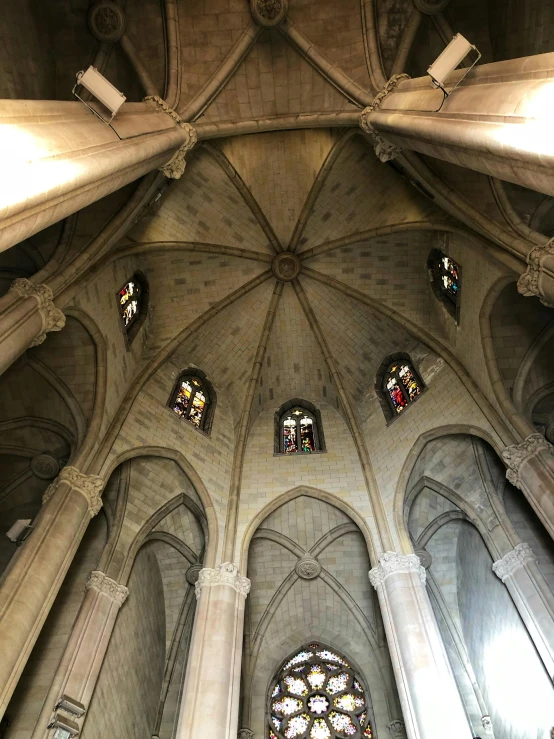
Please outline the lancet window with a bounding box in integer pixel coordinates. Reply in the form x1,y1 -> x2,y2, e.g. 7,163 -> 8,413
268,643 -> 372,739
376,354 -> 425,422
280,406 -> 320,454
427,248 -> 461,321
117,272 -> 148,344
169,370 -> 215,433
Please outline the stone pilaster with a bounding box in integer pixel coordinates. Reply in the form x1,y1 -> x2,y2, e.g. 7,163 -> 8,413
360,75 -> 410,162
517,239 -> 554,308
8,278 -> 65,346
42,466 -> 103,519
144,95 -> 197,179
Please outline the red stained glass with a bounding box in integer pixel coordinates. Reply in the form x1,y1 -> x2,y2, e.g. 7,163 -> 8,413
385,361 -> 423,416
119,280 -> 141,329
171,376 -> 208,430
282,408 -> 318,454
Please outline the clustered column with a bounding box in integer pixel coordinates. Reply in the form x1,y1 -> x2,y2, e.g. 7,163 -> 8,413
369,552 -> 472,739
175,563 -> 251,739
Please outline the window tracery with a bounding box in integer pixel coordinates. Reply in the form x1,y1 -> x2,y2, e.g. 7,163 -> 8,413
281,407 -> 319,454
268,644 -> 372,739
169,371 -> 215,432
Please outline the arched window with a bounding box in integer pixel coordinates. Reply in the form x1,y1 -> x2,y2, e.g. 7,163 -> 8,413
376,354 -> 425,421
168,369 -> 216,433
276,400 -> 325,454
268,642 -> 373,739
427,248 -> 461,321
117,272 -> 149,344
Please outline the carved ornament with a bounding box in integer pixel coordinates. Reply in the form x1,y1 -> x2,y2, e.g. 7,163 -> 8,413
414,548 -> 432,570
9,278 -> 66,346
272,252 -> 301,282
517,239 -> 554,308
238,729 -> 255,739
88,1 -> 127,43
30,453 -> 59,480
295,556 -> 321,580
388,719 -> 407,738
360,75 -> 410,163
195,562 -> 251,599
144,95 -> 198,179
86,570 -> 129,606
369,551 -> 426,589
250,0 -> 288,27
42,466 -> 103,518
501,433 -> 554,488
481,715 -> 493,734
492,543 -> 537,582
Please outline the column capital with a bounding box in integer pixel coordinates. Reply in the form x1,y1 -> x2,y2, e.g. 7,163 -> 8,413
369,551 -> 426,589
8,278 -> 66,346
143,95 -> 197,179
360,75 -> 410,163
195,562 -> 251,599
43,466 -> 103,518
388,719 -> 407,738
86,570 -> 129,606
492,542 -> 537,582
517,238 -> 554,308
238,729 -> 255,739
501,433 -> 554,488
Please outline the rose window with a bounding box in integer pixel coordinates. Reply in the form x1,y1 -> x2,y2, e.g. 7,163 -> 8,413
268,644 -> 373,739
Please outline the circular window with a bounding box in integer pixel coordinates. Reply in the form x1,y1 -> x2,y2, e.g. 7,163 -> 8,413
268,644 -> 372,739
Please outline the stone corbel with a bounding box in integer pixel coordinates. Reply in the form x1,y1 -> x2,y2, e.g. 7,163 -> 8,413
238,729 -> 255,739
369,551 -> 426,589
388,719 -> 407,738
86,570 -> 129,606
143,95 -> 198,179
195,562 -> 251,599
501,433 -> 554,488
43,466 -> 104,518
249,0 -> 288,27
492,543 -> 537,582
360,74 -> 410,163
517,238 -> 554,308
9,278 -> 66,346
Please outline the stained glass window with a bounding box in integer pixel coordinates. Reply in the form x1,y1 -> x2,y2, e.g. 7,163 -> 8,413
169,373 -> 211,431
427,248 -> 461,321
117,273 -> 148,343
281,407 -> 319,454
383,360 -> 423,417
268,643 -> 372,739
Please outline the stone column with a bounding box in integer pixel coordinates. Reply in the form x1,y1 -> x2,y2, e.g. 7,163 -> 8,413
0,279 -> 65,375
501,434 -> 554,542
369,552 -> 472,739
493,543 -> 554,679
0,467 -> 103,720
31,571 -> 128,738
0,96 -> 196,252
175,563 -> 250,739
360,53 -> 554,197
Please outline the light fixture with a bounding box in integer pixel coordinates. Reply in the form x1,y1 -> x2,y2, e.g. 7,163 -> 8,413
6,519 -> 33,546
47,713 -> 80,738
427,33 -> 481,96
55,696 -> 86,719
72,66 -> 126,123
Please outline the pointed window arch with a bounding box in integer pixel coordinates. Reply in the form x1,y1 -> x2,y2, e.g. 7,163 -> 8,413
427,248 -> 461,321
376,353 -> 425,422
268,642 -> 373,739
276,400 -> 325,454
168,369 -> 216,433
117,271 -> 149,345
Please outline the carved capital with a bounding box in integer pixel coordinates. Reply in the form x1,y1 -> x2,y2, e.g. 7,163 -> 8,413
360,75 -> 409,163
238,729 -> 255,739
369,551 -> 426,589
195,562 -> 251,600
481,715 -> 493,734
517,239 -> 554,308
492,543 -> 537,582
501,433 -> 554,488
144,95 -> 197,179
250,0 -> 288,27
9,278 -> 66,346
86,570 -> 129,606
388,719 -> 407,738
42,466 -> 103,518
